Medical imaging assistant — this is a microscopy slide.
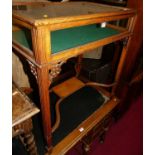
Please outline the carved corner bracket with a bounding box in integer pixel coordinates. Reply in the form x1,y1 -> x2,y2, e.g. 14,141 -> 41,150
48,61 -> 66,84
27,60 -> 66,86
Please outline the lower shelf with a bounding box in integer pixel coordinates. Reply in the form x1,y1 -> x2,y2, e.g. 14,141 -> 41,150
52,96 -> 119,154
50,77 -> 119,154
52,85 -> 108,146
52,77 -> 85,98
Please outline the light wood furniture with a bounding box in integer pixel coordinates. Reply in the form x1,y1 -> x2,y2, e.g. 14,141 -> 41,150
52,77 -> 85,97
12,83 -> 40,155
12,1 -> 136,154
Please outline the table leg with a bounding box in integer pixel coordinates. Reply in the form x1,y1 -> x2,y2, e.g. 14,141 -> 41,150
14,119 -> 38,155
20,132 -> 38,155
37,66 -> 52,148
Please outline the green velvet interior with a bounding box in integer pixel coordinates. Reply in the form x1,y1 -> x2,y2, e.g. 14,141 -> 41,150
12,28 -> 32,50
12,24 -> 119,54
52,86 -> 105,146
51,24 -> 119,53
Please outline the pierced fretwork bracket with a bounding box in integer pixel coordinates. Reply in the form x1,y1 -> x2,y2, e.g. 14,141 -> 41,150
48,61 -> 66,84
122,37 -> 129,47
27,60 -> 38,81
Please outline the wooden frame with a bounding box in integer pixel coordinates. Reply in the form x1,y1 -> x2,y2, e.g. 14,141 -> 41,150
12,1 -> 136,153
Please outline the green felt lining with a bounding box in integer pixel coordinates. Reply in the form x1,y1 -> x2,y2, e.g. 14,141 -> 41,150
52,86 -> 106,146
12,24 -> 119,54
13,28 -> 32,50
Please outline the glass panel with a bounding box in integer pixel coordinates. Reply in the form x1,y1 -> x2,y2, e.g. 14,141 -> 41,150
12,23 -> 121,54
13,2 -> 128,21
12,27 -> 32,51
51,24 -> 120,54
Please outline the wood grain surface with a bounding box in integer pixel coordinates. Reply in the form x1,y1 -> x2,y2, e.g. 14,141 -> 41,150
12,85 -> 40,127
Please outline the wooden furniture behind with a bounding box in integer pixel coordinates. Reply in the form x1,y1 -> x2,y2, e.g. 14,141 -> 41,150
12,83 -> 40,155
12,1 -> 136,154
99,0 -> 127,6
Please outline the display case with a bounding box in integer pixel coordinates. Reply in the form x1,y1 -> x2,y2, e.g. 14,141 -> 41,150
12,1 -> 136,154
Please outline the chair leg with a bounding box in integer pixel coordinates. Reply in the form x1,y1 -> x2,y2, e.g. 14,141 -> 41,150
22,132 -> 38,155
19,119 -> 38,155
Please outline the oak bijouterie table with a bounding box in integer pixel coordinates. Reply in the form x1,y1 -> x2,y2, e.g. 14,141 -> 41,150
12,1 -> 136,154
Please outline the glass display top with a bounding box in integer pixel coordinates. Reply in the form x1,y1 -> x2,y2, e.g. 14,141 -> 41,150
13,2 -> 131,26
